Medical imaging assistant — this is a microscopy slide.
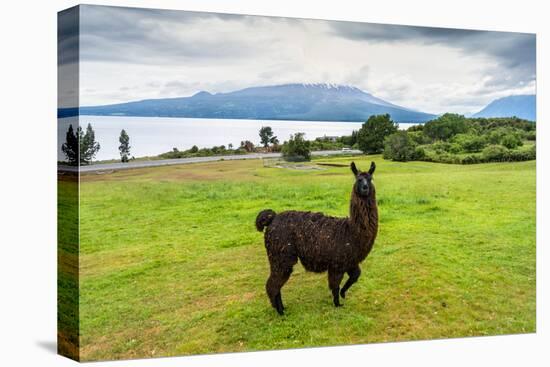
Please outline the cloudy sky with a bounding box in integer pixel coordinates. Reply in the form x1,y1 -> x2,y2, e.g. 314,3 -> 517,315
62,5 -> 536,114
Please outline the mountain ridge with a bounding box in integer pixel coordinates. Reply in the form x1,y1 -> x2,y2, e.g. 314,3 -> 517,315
74,83 -> 437,123
472,94 -> 535,121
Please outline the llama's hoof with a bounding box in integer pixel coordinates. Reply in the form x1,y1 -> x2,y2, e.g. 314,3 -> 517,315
340,290 -> 346,299
277,309 -> 284,316
334,303 -> 343,307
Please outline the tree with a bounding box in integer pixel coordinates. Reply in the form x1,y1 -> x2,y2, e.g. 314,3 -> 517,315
118,129 -> 131,163
383,131 -> 417,161
240,140 -> 255,152
423,113 -> 468,141
341,130 -> 358,147
259,126 -> 278,148
356,114 -> 398,154
79,123 -> 101,164
61,124 -> 79,165
282,132 -> 311,161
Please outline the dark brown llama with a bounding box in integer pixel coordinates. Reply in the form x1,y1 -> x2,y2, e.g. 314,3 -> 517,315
256,161 -> 378,315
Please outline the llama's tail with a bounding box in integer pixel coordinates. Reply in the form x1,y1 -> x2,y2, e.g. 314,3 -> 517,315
256,209 -> 276,232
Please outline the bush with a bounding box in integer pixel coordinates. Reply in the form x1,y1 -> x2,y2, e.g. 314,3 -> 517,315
414,146 -> 426,160
461,155 -> 481,164
408,131 -> 431,145
449,143 -> 462,154
452,133 -> 487,152
482,145 -> 509,162
486,128 -> 507,144
501,134 -> 523,149
282,132 -> 311,161
505,147 -> 536,161
310,138 -> 344,151
486,127 -> 523,149
383,131 -> 417,161
407,124 -> 424,132
427,151 -> 461,164
432,141 -> 452,154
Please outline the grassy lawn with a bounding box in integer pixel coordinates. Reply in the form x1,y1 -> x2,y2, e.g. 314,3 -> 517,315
74,156 -> 536,361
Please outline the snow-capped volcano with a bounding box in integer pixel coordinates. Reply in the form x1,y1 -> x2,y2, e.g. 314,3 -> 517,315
77,83 -> 436,123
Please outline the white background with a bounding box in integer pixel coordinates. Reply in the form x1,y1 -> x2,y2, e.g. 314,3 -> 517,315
0,0 -> 548,365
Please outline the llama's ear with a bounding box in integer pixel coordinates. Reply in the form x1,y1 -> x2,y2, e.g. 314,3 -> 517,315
368,161 -> 376,175
350,162 -> 359,177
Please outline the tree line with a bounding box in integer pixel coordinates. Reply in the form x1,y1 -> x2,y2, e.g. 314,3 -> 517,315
355,113 -> 536,164
62,123 -> 131,165
159,125 -> 314,162
62,114 -> 535,166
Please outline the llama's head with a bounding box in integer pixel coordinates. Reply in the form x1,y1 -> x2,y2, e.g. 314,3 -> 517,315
351,161 -> 375,197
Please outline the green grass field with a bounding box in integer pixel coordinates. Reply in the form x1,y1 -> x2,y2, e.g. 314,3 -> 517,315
75,156 -> 535,361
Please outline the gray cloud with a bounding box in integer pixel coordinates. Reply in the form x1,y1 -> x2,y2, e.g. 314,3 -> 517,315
70,5 -> 536,113
57,7 -> 79,66
330,22 -> 535,62
78,5 -> 268,65
331,22 -> 536,89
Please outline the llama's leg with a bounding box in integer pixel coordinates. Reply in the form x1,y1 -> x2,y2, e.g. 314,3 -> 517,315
275,292 -> 284,311
266,267 -> 293,315
340,265 -> 361,299
328,269 -> 345,307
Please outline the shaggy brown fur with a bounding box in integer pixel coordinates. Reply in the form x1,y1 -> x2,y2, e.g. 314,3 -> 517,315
256,161 -> 378,315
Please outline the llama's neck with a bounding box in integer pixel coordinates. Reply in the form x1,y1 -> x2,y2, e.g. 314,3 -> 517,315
349,188 -> 378,259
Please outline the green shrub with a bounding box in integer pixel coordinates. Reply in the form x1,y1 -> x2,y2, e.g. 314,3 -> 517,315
383,131 -> 417,161
505,147 -> 536,161
407,124 -> 424,132
282,132 -> 311,161
482,145 -> 509,162
452,133 -> 487,152
487,127 -> 510,144
428,151 -> 459,164
501,134 -> 523,149
414,146 -> 426,160
449,143 -> 462,154
432,141 -> 452,154
486,127 -> 524,149
408,131 -> 431,145
461,155 -> 481,164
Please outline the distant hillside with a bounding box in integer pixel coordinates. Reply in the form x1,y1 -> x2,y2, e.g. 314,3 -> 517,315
74,83 -> 437,123
472,95 -> 536,121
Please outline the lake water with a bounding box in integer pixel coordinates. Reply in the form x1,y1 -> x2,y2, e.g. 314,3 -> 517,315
58,116 -> 417,161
